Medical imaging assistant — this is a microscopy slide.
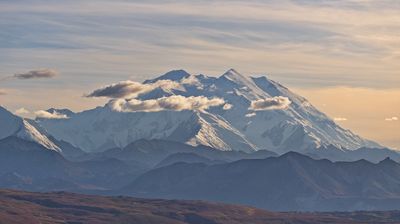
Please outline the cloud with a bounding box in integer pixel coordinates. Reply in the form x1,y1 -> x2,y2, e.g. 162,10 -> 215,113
109,95 -> 225,112
35,110 -> 69,119
15,108 -> 30,115
13,69 -> 58,79
86,80 -> 180,98
223,103 -> 233,110
249,96 -> 291,111
334,117 -> 348,121
385,117 -> 398,121
0,89 -> 6,95
1,0 -> 400,92
181,75 -> 202,86
245,112 -> 256,117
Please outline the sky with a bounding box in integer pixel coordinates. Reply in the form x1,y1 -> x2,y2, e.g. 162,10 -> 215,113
0,0 -> 399,149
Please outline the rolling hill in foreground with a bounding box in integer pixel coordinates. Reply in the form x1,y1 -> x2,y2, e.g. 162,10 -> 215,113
1,189 -> 400,224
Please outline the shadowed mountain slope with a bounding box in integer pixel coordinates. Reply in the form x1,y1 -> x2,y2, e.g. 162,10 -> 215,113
124,152 -> 400,211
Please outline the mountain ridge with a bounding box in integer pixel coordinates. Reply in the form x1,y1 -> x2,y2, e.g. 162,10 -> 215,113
0,106 -> 60,151
33,69 -> 382,160
124,150 -> 400,211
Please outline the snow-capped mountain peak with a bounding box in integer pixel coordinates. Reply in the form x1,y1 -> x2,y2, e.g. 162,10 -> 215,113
0,106 -> 60,152
144,69 -> 191,83
34,69 -> 382,156
221,68 -> 247,81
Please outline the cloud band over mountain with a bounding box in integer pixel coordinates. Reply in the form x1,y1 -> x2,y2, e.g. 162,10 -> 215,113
109,95 -> 225,112
35,110 -> 69,119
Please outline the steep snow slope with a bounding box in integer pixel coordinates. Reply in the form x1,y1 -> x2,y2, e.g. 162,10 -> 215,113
142,69 -> 380,153
36,69 -> 381,154
37,106 -> 255,152
0,106 -> 60,151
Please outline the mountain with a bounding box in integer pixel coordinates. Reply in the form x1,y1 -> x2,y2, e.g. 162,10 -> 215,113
124,152 -> 400,211
35,69 -> 382,160
143,69 -> 381,154
0,136 -> 147,192
0,133 -> 273,192
83,139 -> 276,168
47,136 -> 87,161
155,152 -> 219,168
305,145 -> 400,163
0,106 -> 60,151
0,136 -> 81,191
37,107 -> 257,153
3,189 -> 400,224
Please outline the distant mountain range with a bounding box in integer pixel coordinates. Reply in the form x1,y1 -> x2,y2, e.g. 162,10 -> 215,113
0,134 -> 399,211
124,151 -> 400,211
1,69 -> 400,212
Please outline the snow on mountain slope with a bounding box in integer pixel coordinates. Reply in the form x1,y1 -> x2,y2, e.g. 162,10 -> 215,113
0,106 -> 60,151
37,106 -> 255,153
36,69 -> 381,154
143,69 -> 380,152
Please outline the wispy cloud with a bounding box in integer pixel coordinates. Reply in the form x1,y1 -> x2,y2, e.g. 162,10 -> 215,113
245,112 -> 256,118
295,86 -> 400,150
249,96 -> 291,111
334,117 -> 348,121
0,0 -> 399,90
223,103 -> 233,110
35,110 -> 69,119
15,107 -> 30,116
13,69 -> 58,80
385,116 -> 398,121
86,80 -> 179,98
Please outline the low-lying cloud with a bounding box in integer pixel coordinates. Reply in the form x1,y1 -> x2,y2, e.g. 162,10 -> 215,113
334,117 -> 348,121
0,89 -> 6,95
35,110 -> 69,119
14,69 -> 58,79
86,80 -> 180,98
249,96 -> 291,111
245,112 -> 256,117
109,95 -> 225,112
15,108 -> 30,115
223,103 -> 233,110
385,116 -> 398,121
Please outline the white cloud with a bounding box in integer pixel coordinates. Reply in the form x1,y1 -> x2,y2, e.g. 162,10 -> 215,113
223,103 -> 233,110
15,108 -> 30,115
35,110 -> 69,119
385,116 -> 398,121
245,112 -> 256,117
153,79 -> 181,90
181,75 -> 201,86
14,69 -> 58,79
249,96 -> 291,111
86,80 -> 180,98
334,117 -> 348,121
109,95 -> 225,112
